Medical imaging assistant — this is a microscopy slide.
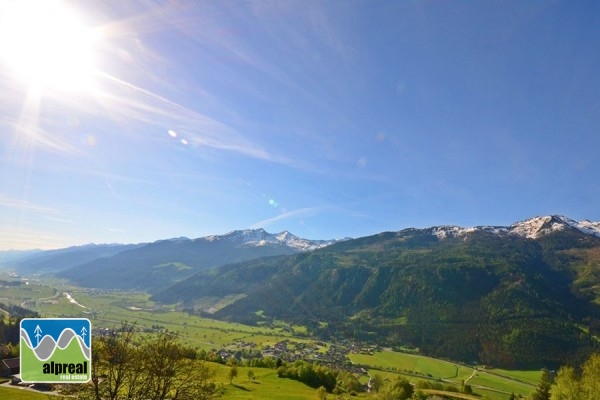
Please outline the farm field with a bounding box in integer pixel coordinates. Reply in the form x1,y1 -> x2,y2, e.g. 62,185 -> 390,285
349,350 -> 471,379
0,278 -> 304,350
348,351 -> 540,399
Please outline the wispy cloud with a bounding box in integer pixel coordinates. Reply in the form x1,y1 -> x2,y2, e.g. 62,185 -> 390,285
0,3 -> 276,166
250,206 -> 324,229
0,1 -> 361,176
0,194 -> 58,215
92,72 -> 277,162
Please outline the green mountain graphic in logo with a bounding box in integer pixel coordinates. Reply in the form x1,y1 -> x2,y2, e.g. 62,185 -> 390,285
20,318 -> 91,383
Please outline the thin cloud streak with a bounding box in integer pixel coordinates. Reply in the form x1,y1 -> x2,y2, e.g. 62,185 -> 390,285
1,1 -> 358,175
95,72 -> 275,161
0,194 -> 58,214
91,72 -> 320,171
250,206 -> 325,229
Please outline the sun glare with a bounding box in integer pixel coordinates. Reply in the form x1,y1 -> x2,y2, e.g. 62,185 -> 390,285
0,0 -> 97,92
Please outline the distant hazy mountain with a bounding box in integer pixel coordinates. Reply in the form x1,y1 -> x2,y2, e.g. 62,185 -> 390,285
56,229 -> 339,292
1,244 -> 143,273
152,215 -> 600,368
0,249 -> 42,266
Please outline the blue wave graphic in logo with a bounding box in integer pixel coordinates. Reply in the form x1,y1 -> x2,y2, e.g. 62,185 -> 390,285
21,327 -> 91,361
21,318 -> 91,348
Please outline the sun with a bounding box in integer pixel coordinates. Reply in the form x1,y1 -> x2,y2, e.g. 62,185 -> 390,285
0,0 -> 98,92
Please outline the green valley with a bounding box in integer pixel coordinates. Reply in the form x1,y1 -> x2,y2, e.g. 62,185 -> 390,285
3,216 -> 600,399
2,277 -> 542,399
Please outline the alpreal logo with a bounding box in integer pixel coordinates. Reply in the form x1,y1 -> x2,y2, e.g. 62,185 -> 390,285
20,318 -> 91,383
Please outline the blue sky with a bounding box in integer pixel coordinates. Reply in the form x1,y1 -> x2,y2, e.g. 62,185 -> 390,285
1,0 -> 599,250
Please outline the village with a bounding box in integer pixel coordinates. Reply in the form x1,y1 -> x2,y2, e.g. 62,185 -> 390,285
214,338 -> 372,376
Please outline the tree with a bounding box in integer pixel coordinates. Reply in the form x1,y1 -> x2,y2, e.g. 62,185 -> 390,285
136,331 -> 218,400
88,324 -> 139,400
411,391 -> 428,400
551,353 -> 600,400
247,369 -> 255,381
336,370 -> 361,394
228,365 -> 238,384
550,366 -> 582,400
392,377 -> 413,400
317,385 -> 327,400
9,342 -> 19,358
377,377 -> 413,400
370,373 -> 383,393
79,324 -> 218,400
532,369 -> 553,400
580,353 -> 600,399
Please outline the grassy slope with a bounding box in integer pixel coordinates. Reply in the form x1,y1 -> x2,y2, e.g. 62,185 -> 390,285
0,386 -> 61,400
214,365 -> 325,400
0,367 -> 322,400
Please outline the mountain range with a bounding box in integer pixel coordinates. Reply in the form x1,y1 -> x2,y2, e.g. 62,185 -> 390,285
0,243 -> 143,274
150,215 -> 600,368
3,215 -> 600,368
430,215 -> 600,239
1,229 -> 339,292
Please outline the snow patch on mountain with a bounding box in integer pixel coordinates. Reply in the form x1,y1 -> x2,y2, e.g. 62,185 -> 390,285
203,228 -> 338,251
509,216 -> 564,239
508,215 -> 600,239
430,215 -> 600,240
431,226 -> 463,239
577,219 -> 600,237
431,225 -> 508,239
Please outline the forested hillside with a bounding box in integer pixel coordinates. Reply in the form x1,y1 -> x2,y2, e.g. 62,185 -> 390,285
153,223 -> 600,368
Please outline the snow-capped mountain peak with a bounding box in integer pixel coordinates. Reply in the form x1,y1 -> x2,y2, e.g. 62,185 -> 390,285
202,228 -> 338,251
276,231 -> 293,241
424,215 -> 600,241
508,215 -> 566,239
507,215 -> 600,239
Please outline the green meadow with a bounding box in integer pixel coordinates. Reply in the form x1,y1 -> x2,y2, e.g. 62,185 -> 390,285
349,350 -> 469,379
214,365 -> 332,400
1,357 -> 326,400
348,351 -> 540,399
0,386 -> 61,400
